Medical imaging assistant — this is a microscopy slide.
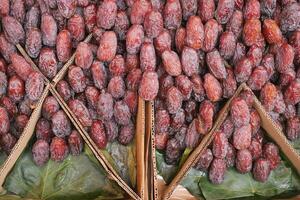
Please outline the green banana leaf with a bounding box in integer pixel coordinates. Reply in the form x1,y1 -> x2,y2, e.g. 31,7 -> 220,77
291,139 -> 300,154
180,168 -> 205,199
156,150 -> 179,184
106,142 -> 136,188
155,148 -> 192,185
1,145 -> 125,200
0,151 -> 7,166
178,148 -> 193,168
197,162 -> 296,200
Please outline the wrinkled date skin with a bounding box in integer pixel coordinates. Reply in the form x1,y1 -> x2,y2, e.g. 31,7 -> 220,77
203,73 -> 223,102
203,19 -> 219,52
253,158 -> 271,182
109,55 -> 126,76
130,0 -> 151,25
0,0 -> 9,17
26,28 -> 42,59
181,47 -> 199,77
97,31 -> 117,62
286,117 -> 300,141
108,76 -> 125,99
126,25 -> 144,55
239,90 -> 254,108
162,50 -> 182,76
118,122 -> 134,145
263,142 -> 280,170
51,110 -> 71,138
97,0 -> 117,29
36,118 -> 53,142
280,3 -> 300,33
56,80 -> 72,102
230,97 -> 250,128
154,30 -> 171,55
91,61 -> 107,90
284,79 -> 300,105
163,0 -> 182,30
8,76 -> 25,103
10,53 -> 33,81
2,16 -> 25,45
197,100 -> 214,134
166,86 -> 183,114
215,0 -> 235,24
38,48 -> 58,79
0,107 -> 10,134
140,42 -> 156,72
114,100 -> 131,125
0,34 -> 17,63
175,75 -> 192,100
139,72 -> 159,101
68,130 -> 83,156
90,120 -> 107,149
0,97 -> 17,119
42,96 -> 60,120
184,119 -> 200,148
233,124 -> 251,150
56,30 -> 72,63
68,99 -> 92,127
68,66 -> 87,93
0,133 -> 17,154
243,19 -> 262,47
144,11 -> 163,38
41,13 -> 57,47
50,137 -> 69,162
234,57 -> 253,83
198,0 -> 215,23
213,131 -> 228,159
155,109 -> 170,134
75,42 -> 93,70
219,31 -> 236,60
105,119 -> 118,142
260,82 -> 278,111
57,0 -> 77,19
194,148 -> 213,171
165,138 -> 181,165
236,149 -> 253,174
84,4 -> 97,33
222,68 -> 237,98
186,16 -> 204,50
209,158 -> 227,184
25,72 -> 44,101
67,14 -> 85,42
276,43 -> 295,74
32,139 -> 50,166
97,92 -> 114,121
226,10 -> 243,39
263,19 -> 283,44
206,50 -> 227,79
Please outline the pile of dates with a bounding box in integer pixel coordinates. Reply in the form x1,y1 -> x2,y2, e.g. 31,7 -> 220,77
0,0 -> 92,162
55,39 -> 139,149
151,0 -> 300,167
194,91 -> 281,184
1,0 -> 91,79
32,95 -> 83,166
0,54 -> 44,156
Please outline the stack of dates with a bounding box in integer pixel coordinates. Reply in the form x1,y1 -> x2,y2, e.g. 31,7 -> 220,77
195,91 -> 281,184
